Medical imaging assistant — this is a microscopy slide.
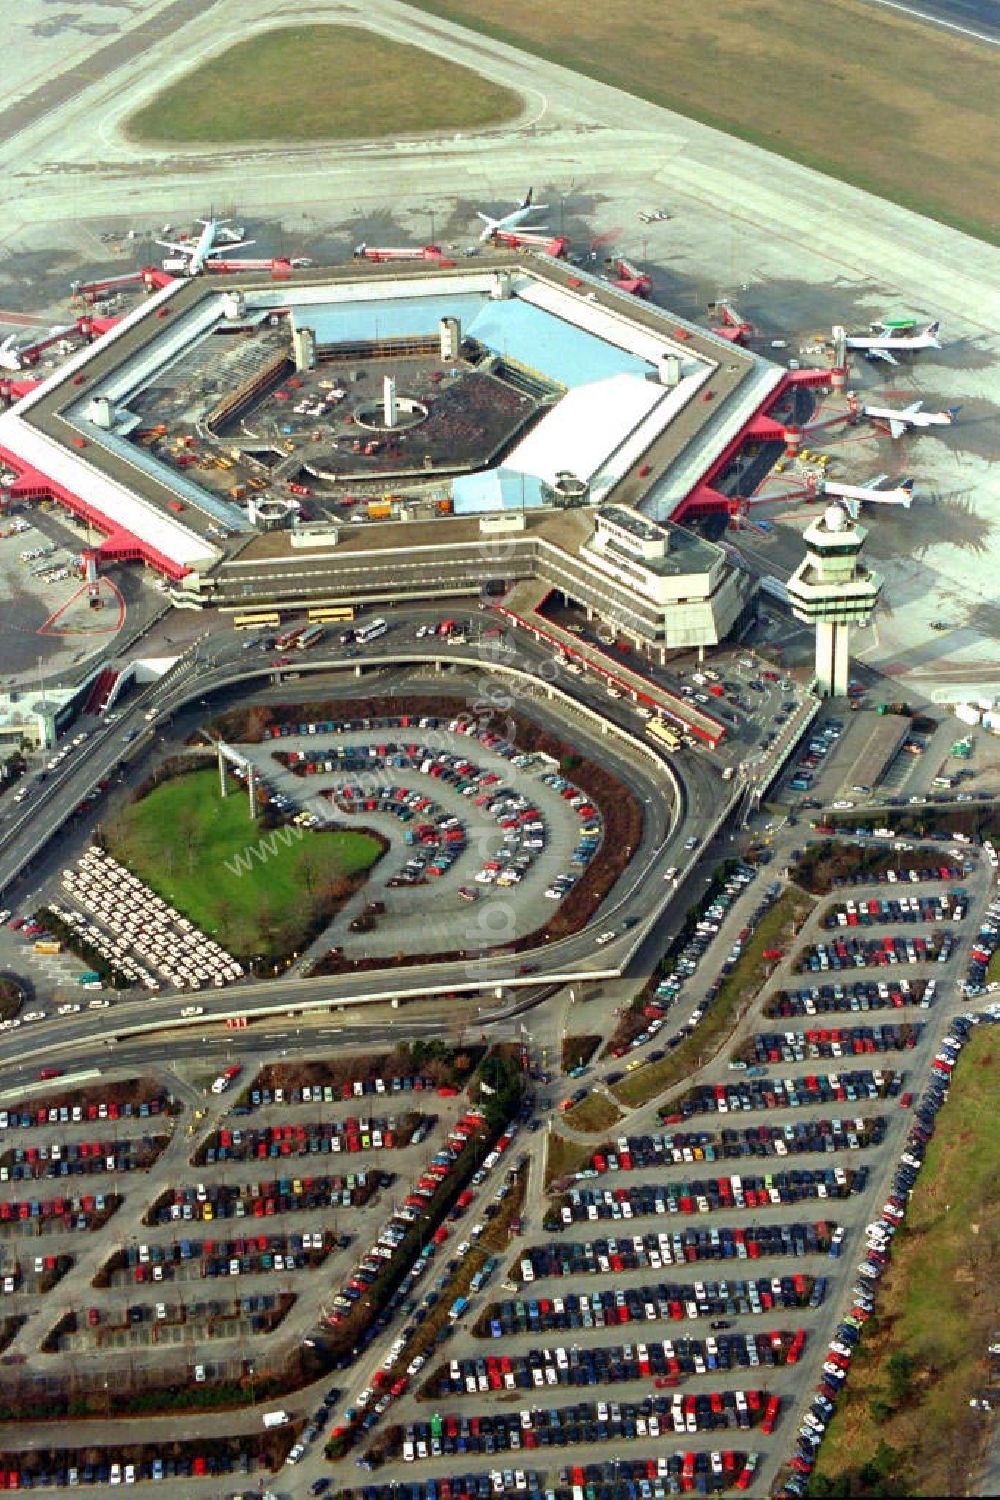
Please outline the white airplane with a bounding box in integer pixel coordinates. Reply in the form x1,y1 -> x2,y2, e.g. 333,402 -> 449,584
156,217 -> 255,276
0,335 -> 23,372
477,188 -> 548,243
823,474 -> 915,515
862,400 -> 959,439
0,325 -> 70,372
834,321 -> 941,365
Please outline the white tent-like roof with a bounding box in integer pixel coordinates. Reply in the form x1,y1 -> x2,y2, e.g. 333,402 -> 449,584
503,374 -> 668,487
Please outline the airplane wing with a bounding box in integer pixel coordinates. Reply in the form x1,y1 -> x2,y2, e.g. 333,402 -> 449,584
476,213 -> 496,224
206,239 -> 255,256
156,240 -> 192,256
888,418 -> 906,439
867,347 -> 898,366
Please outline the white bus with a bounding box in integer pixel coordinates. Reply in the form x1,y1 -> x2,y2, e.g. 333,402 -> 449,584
355,617 -> 388,644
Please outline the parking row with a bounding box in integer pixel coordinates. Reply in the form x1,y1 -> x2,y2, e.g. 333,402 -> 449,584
324,1109 -> 502,1331
550,1167 -> 866,1226
824,861 -> 965,888
1,1252 -> 73,1297
70,1289 -> 292,1339
963,889 -> 999,996
480,1275 -> 821,1337
431,1329 -> 808,1396
518,1224 -> 835,1280
144,1170 -> 381,1224
243,1075 -> 440,1108
0,1449 -> 263,1491
672,1068 -> 904,1118
786,718 -> 841,792
347,1451 -> 761,1500
397,1392 -> 771,1462
650,866 -> 761,1012
822,891 -> 966,927
0,1092 -> 172,1131
795,933 -> 953,971
194,1115 -> 420,1164
584,1119 -> 884,1172
101,1228 -> 336,1285
1,1133 -> 168,1182
764,977 -> 935,1017
0,1189 -> 120,1235
742,1023 -> 920,1064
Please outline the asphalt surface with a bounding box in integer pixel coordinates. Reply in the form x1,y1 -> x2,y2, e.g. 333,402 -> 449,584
862,0 -> 1000,44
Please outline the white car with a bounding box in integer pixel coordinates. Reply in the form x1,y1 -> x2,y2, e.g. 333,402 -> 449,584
595,931 -> 616,946
180,1005 -> 204,1018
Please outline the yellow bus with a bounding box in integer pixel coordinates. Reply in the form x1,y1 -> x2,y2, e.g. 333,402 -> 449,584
307,605 -> 355,624
646,718 -> 681,752
232,611 -> 281,631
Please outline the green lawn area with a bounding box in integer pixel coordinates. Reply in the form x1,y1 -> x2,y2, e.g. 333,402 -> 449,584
612,888 -> 814,1110
125,25 -> 521,145
562,1092 -> 622,1135
809,1025 -> 999,1497
544,1132 -> 590,1189
410,0 -> 999,243
105,767 -> 381,958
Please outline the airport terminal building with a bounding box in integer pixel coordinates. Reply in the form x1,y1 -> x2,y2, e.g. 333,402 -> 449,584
0,250 -> 805,655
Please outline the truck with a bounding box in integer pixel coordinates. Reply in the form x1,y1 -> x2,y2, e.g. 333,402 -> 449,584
78,971 -> 102,986
210,1064 -> 243,1096
262,1410 -> 291,1429
33,940 -> 61,955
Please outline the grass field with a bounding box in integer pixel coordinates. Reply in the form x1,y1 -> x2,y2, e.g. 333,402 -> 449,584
106,768 -> 381,957
810,1025 -> 999,1496
126,25 -> 520,145
544,1132 -> 590,1189
562,1091 -> 623,1134
410,0 -> 999,243
611,889 -> 814,1110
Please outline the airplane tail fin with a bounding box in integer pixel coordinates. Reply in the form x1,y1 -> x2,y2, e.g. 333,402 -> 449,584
925,321 -> 941,345
947,406 -> 960,421
522,188 -> 533,208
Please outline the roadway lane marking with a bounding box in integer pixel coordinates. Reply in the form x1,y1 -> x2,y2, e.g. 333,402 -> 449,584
862,0 -> 1000,44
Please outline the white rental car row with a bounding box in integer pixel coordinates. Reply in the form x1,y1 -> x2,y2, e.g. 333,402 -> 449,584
60,846 -> 243,991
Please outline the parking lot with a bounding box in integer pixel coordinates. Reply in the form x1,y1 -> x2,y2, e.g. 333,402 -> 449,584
307,828 -> 996,1500
242,714 -> 606,957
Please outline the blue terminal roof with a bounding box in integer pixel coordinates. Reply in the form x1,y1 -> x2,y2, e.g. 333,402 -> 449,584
465,300 -> 654,389
298,293 -> 655,390
298,294 -> 487,345
452,468 -> 545,514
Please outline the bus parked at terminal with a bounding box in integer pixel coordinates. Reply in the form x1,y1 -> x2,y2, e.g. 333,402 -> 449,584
646,718 -> 682,752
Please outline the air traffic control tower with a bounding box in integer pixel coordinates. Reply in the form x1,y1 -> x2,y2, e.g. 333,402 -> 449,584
787,502 -> 881,696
